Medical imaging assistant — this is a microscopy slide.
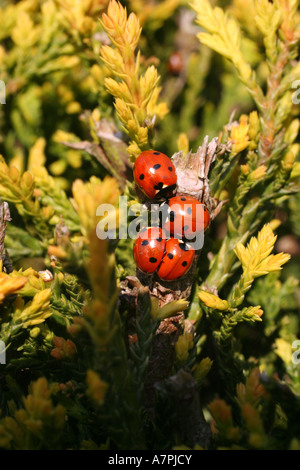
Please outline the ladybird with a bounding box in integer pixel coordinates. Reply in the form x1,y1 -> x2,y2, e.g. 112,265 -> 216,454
167,51 -> 184,75
133,150 -> 177,199
163,195 -> 210,239
157,238 -> 194,281
133,226 -> 166,274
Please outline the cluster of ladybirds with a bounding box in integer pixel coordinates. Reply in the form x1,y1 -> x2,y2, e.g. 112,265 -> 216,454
133,150 -> 210,281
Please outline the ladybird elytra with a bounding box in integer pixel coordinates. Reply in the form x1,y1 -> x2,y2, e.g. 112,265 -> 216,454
133,150 -> 177,199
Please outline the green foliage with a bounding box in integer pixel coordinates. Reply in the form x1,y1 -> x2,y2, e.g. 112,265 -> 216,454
0,0 -> 299,451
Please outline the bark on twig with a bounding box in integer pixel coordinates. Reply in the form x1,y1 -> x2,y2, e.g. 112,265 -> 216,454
0,201 -> 13,273
162,369 -> 212,448
142,313 -> 184,417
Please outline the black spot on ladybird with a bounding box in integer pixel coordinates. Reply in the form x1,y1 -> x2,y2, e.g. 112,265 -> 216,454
149,257 -> 157,263
168,166 -> 173,171
153,151 -> 160,155
182,261 -> 188,267
167,253 -> 174,259
156,237 -> 162,242
181,197 -> 186,201
141,240 -> 149,246
153,163 -> 161,170
139,174 -> 145,180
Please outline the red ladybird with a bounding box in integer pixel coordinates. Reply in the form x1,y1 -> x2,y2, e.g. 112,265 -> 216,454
133,150 -> 177,199
133,227 -> 166,274
157,238 -> 194,281
167,51 -> 184,75
163,195 -> 210,239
